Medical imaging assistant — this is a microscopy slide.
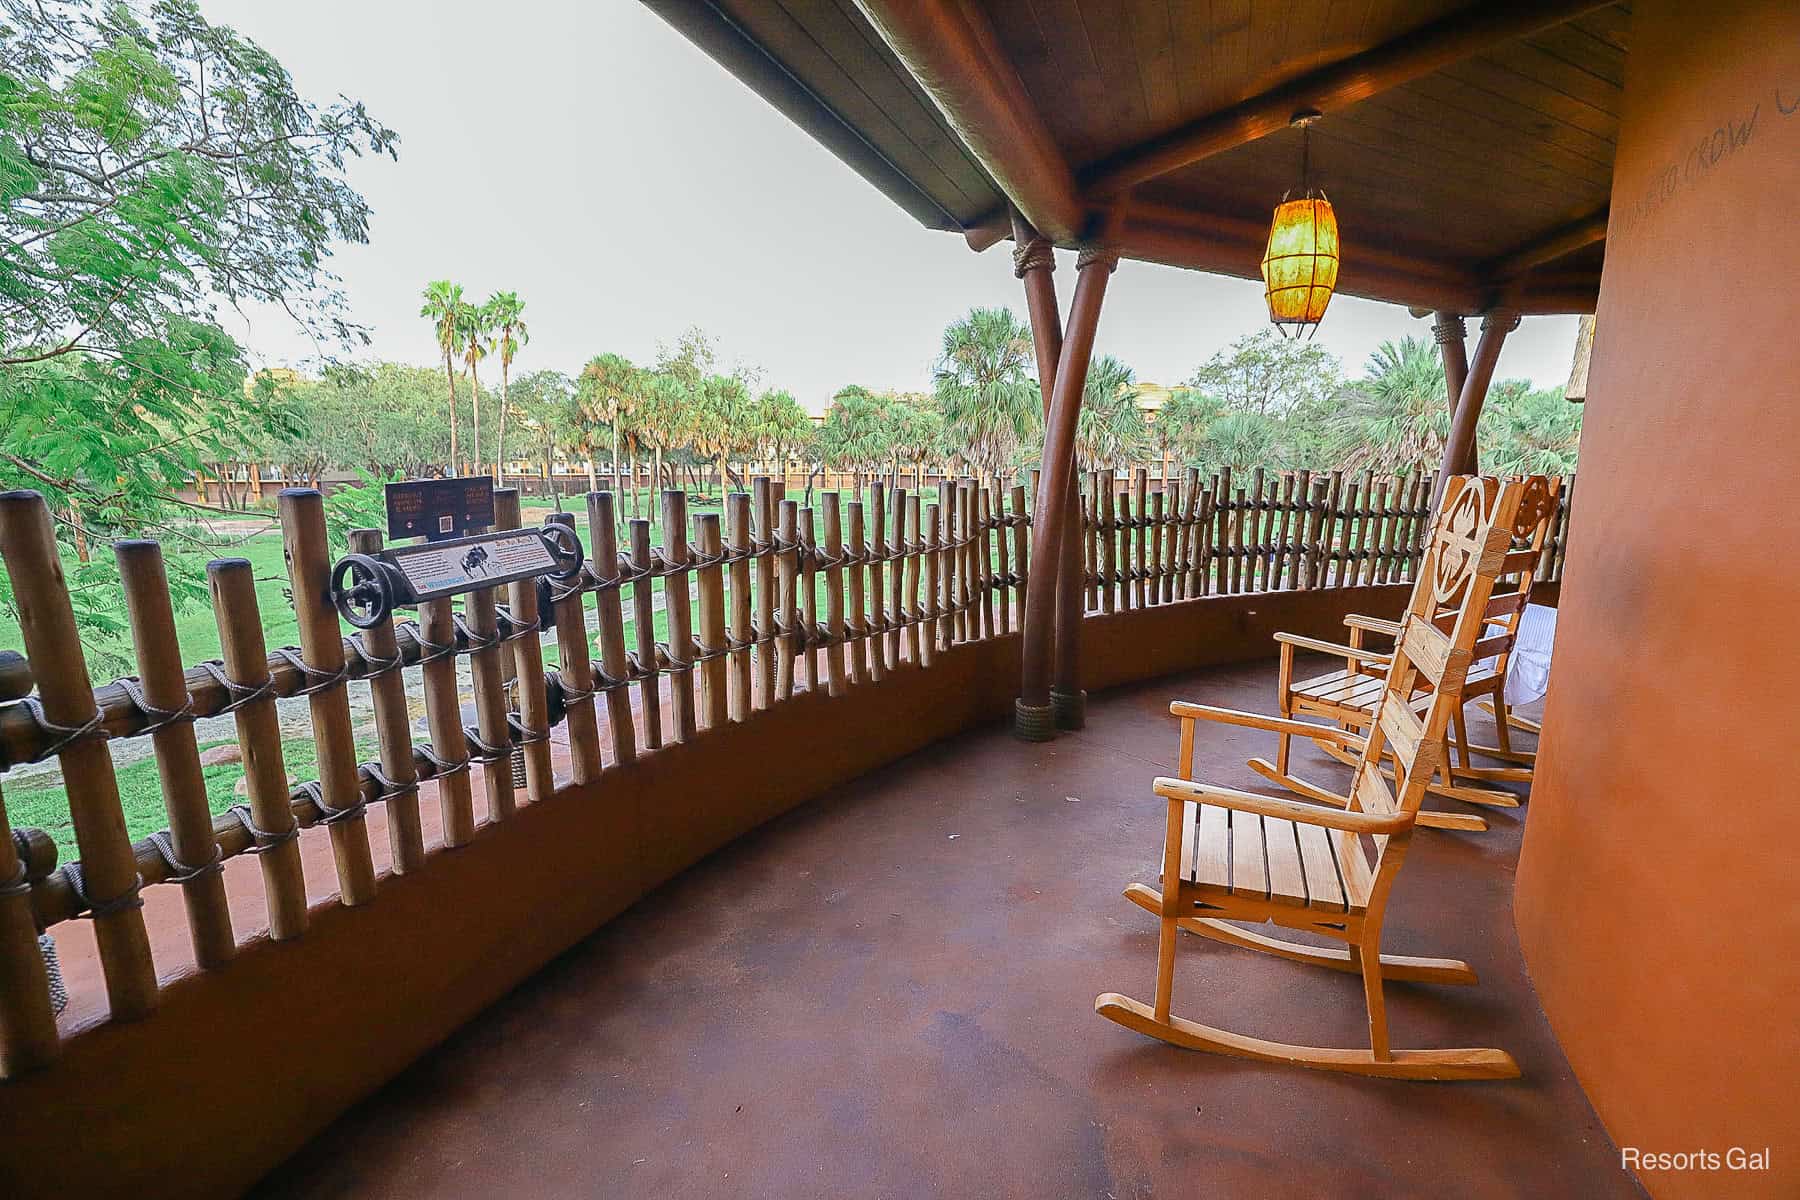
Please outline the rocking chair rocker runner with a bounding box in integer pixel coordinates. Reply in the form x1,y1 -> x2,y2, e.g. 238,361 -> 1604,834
1096,475 -> 1532,1079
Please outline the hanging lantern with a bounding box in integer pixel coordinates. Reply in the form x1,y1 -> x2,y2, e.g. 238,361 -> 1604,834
1261,110 -> 1338,339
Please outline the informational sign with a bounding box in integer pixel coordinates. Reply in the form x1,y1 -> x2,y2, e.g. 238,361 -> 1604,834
383,531 -> 558,601
385,476 -> 496,542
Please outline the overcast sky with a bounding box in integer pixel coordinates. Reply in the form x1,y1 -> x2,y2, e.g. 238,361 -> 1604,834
201,0 -> 1580,413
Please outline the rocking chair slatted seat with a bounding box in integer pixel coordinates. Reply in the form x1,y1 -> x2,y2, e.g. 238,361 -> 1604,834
1096,475 -> 1530,1080
1252,476 -> 1561,829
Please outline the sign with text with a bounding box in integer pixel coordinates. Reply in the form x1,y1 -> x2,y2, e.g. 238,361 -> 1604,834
382,530 -> 558,601
385,476 -> 495,542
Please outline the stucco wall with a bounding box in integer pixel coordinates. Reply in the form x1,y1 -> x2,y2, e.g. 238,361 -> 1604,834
1514,3 -> 1800,1197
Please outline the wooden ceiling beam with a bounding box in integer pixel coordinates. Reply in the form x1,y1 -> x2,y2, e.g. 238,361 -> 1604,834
852,0 -> 1086,242
1082,0 -> 1615,198
1480,207 -> 1610,280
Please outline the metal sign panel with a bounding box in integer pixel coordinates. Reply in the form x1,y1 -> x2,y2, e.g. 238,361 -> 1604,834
385,476 -> 496,541
381,530 -> 558,602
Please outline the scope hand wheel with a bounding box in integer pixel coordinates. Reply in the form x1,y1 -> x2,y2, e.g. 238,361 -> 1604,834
331,553 -> 397,629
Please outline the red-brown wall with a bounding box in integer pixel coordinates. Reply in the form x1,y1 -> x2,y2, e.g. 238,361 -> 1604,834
1514,3 -> 1800,1197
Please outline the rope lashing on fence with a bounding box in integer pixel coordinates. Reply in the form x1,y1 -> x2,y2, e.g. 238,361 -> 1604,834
223,803 -> 302,855
11,698 -> 106,764
145,830 -> 224,886
292,779 -> 366,828
267,647 -> 349,698
193,660 -> 278,714
359,760 -> 420,803
60,861 -> 145,920
115,676 -> 195,737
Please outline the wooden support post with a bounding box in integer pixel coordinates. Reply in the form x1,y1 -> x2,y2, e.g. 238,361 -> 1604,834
752,478 -> 777,711
798,503 -> 820,690
694,512 -> 729,728
820,495 -> 848,696
116,540 -> 235,969
417,581 -> 475,849
629,519 -> 663,748
1010,484 -> 1029,630
1148,491 -> 1165,605
661,490 -> 697,741
847,500 -> 870,684
865,483 -> 887,680
208,559 -> 309,934
277,489 -> 376,905
888,488 -> 909,667
727,491 -> 755,719
587,495 -> 636,767
1438,307 -> 1521,501
993,486 -> 1012,635
347,529 -> 426,870
0,493 -> 157,1019
0,773 -> 58,1075
922,501 -> 941,667
543,513 -> 603,782
936,481 -> 956,646
902,492 -> 922,666
461,506 -> 515,823
495,490 -> 554,804
776,500 -> 800,697
1433,311 -> 1470,427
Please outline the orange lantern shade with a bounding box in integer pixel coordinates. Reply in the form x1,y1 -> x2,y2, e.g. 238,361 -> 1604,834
1260,194 -> 1339,336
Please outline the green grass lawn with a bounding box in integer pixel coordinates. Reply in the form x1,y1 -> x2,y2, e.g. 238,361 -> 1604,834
5,733 -> 377,862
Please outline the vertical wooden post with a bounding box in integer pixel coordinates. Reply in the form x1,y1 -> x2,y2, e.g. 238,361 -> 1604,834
1148,491 -> 1165,605
694,512 -> 729,728
1433,310 -> 1470,427
0,494 -> 156,1018
0,773 -> 59,1074
1010,484 -> 1029,630
776,500 -> 799,698
346,529 -> 425,871
209,559 -> 309,934
727,491 -> 755,719
416,579 -> 475,850
627,519 -> 663,749
494,490 -> 554,804
820,495 -> 848,696
1163,477 -> 1181,601
976,484 -> 996,638
1099,473 -> 1117,613
460,511 -> 514,824
752,478 -> 777,711
277,489 -> 376,906
1083,473 -> 1099,612
1438,307 -> 1521,500
922,501 -> 940,667
993,486 -> 1012,635
847,500 -> 869,685
660,490 -> 697,741
894,490 -> 914,666
543,513 -> 603,782
798,503 -> 820,691
115,540 -> 234,969
588,495 -> 636,767
867,483 -> 888,679
936,481 -> 957,645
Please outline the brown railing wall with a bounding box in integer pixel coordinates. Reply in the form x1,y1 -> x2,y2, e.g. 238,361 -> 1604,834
0,466 -> 1573,1081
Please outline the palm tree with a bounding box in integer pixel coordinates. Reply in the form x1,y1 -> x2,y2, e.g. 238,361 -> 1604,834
1157,388 -> 1227,471
1328,336 -> 1448,476
934,307 -> 1039,497
484,291 -> 527,483
458,300 -> 492,477
757,389 -> 813,493
886,393 -> 943,492
1481,384 -> 1582,475
1072,355 -> 1147,472
818,385 -> 893,496
578,353 -> 640,496
1200,411 -> 1285,474
420,280 -> 466,473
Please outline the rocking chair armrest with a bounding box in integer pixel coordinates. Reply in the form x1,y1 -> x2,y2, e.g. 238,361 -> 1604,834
1271,632 -> 1392,663
1153,776 -> 1414,836
1167,701 -> 1365,749
1342,614 -> 1401,638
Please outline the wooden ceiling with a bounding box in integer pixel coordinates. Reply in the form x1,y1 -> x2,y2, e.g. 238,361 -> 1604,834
644,0 -> 1627,313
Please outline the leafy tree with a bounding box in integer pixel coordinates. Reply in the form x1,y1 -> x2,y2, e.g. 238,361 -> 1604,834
420,280 -> 466,470
1197,411 -> 1285,475
756,388 -> 813,489
885,392 -> 943,492
933,307 -> 1039,497
1155,389 -> 1228,469
0,0 -> 393,654
1481,383 -> 1581,475
1070,355 -> 1146,472
1327,336 -> 1447,476
578,352 -> 639,495
1187,329 -> 1341,418
690,372 -> 753,494
507,369 -> 577,508
818,384 -> 892,494
484,290 -> 526,482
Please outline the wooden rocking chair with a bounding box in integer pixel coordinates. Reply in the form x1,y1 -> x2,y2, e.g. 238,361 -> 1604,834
1252,475 -> 1561,831
1095,476 -> 1531,1079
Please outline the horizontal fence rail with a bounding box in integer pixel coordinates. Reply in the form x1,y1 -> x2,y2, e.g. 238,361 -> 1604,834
0,467 -> 1572,1076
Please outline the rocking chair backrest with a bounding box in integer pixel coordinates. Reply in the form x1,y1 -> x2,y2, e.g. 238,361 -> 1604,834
1342,476 -> 1530,896
1466,475 -> 1561,677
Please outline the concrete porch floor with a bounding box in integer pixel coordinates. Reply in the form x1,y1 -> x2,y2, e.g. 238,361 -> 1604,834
248,659 -> 1642,1199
